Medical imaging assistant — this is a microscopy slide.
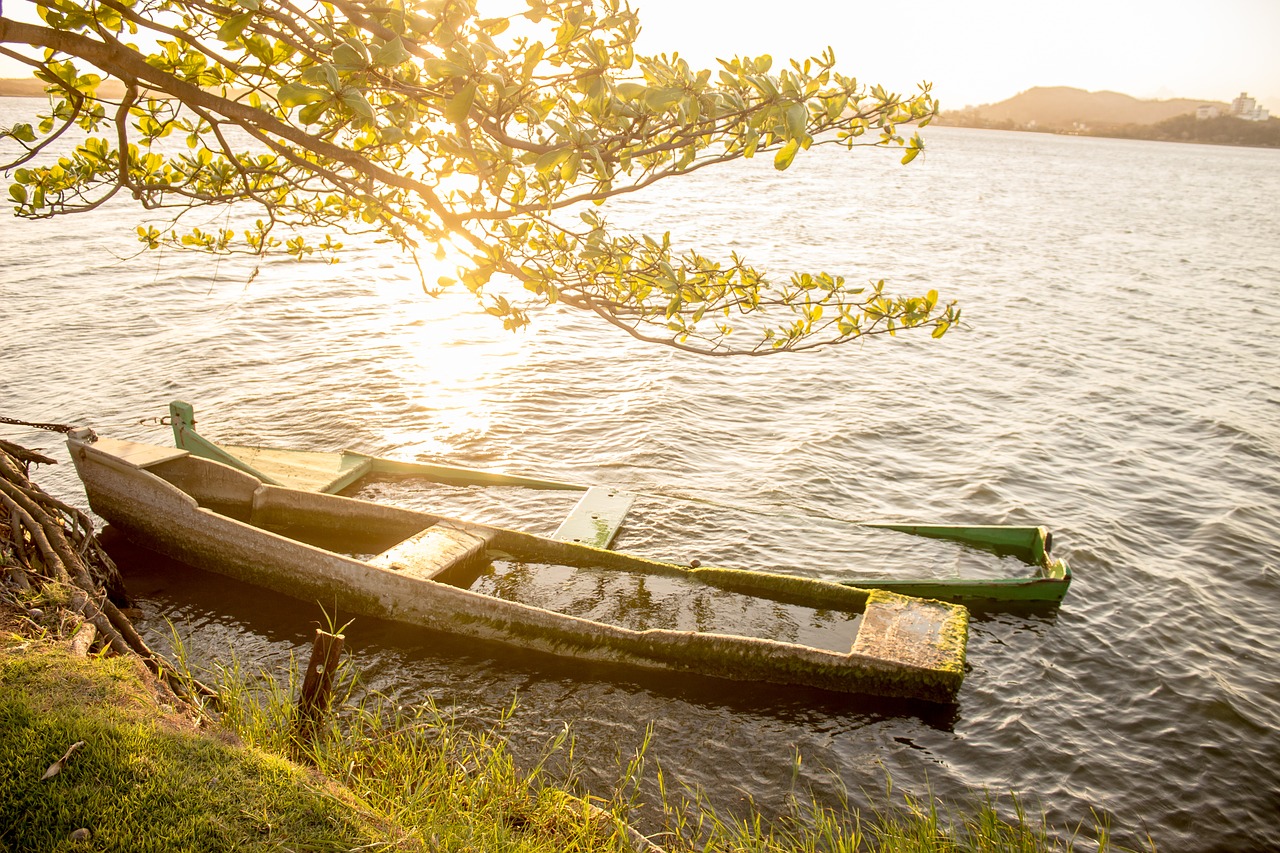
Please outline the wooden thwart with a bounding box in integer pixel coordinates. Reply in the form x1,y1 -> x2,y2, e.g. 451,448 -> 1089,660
553,486 -> 636,549
223,445 -> 372,493
853,595 -> 957,671
89,436 -> 188,470
370,523 -> 489,581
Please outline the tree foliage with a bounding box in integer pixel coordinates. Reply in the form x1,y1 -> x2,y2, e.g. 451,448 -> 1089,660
0,0 -> 958,355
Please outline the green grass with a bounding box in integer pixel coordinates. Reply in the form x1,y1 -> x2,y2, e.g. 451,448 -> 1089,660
651,776 -> 1142,853
200,645 -> 1148,853
202,650 -> 634,852
0,642 -> 413,852
0,617 -> 1151,853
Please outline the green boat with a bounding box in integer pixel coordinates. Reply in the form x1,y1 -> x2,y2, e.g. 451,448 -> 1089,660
167,402 -> 1071,604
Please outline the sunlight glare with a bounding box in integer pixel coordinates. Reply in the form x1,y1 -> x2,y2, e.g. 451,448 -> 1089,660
370,252 -> 535,459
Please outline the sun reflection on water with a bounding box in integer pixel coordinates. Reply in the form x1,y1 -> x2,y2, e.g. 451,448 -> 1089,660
370,271 -> 536,461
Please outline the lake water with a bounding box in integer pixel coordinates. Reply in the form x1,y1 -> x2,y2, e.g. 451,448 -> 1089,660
3,97 -> 1279,851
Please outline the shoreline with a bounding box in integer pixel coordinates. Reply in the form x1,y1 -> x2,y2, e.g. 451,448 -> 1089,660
936,117 -> 1280,150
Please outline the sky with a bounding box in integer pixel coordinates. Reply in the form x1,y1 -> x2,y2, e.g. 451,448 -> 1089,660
1,0 -> 1277,109
627,0 -> 1280,109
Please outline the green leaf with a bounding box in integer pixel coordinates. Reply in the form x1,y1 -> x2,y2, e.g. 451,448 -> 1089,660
422,58 -> 466,79
9,184 -> 27,204
521,43 -> 544,83
373,37 -> 410,68
643,87 -> 684,112
298,101 -> 328,125
333,43 -> 367,72
277,82 -> 327,108
216,12 -> 252,43
341,89 -> 375,121
901,147 -> 920,165
773,138 -> 799,171
320,64 -> 341,91
615,82 -> 646,102
444,82 -> 476,124
534,147 -> 572,174
244,36 -> 273,64
784,103 -> 806,138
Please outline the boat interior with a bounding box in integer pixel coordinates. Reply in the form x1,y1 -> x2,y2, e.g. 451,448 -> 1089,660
123,447 -> 885,649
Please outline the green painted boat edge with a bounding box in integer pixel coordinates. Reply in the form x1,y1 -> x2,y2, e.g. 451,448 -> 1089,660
170,401 -> 283,485
833,572 -> 1070,603
846,524 -> 1071,602
169,401 -> 585,493
363,455 -> 585,491
863,523 -> 1050,563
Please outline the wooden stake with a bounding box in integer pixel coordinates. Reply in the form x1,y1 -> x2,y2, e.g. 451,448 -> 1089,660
294,629 -> 344,745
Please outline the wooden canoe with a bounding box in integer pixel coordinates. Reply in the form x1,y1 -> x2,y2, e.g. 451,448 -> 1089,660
68,430 -> 970,702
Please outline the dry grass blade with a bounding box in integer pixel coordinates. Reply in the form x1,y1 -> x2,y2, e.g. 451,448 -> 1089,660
41,740 -> 86,780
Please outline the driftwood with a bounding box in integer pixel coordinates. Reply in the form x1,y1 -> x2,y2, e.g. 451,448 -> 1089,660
0,439 -> 215,707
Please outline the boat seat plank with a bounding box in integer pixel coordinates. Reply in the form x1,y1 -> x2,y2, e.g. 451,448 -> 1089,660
89,437 -> 189,469
370,523 -> 489,581
553,486 -> 636,549
223,444 -> 372,493
852,595 -> 959,670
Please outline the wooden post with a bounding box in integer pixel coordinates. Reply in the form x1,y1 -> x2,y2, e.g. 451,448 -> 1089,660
294,629 -> 344,746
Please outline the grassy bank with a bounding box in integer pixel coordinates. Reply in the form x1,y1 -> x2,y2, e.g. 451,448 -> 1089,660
0,598 -> 1151,853
0,640 -> 420,851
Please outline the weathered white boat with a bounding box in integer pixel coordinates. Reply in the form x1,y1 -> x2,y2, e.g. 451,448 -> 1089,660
67,429 -> 969,702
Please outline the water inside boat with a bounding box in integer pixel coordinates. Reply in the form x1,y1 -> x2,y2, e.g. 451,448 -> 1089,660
324,535 -> 863,652
466,559 -> 863,653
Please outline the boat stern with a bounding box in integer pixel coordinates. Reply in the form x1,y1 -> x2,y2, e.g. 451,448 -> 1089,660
850,590 -> 969,702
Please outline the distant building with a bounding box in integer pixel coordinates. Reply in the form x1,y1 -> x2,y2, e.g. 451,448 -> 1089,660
1196,105 -> 1221,120
1230,92 -> 1270,121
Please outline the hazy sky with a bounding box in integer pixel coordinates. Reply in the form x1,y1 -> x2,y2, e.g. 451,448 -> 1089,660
629,0 -> 1280,109
1,0 -> 1277,109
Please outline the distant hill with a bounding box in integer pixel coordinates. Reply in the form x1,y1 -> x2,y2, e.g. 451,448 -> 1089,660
941,86 -> 1230,131
0,78 -> 49,98
0,77 -> 129,98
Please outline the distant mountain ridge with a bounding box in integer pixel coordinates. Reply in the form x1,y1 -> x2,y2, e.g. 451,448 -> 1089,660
2,79 -> 158,98
942,86 -> 1230,130
0,78 -> 50,98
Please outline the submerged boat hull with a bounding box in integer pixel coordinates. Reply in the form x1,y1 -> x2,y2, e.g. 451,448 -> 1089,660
69,434 -> 969,703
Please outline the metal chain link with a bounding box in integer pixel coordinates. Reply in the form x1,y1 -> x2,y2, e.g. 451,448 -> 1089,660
0,415 -> 79,434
